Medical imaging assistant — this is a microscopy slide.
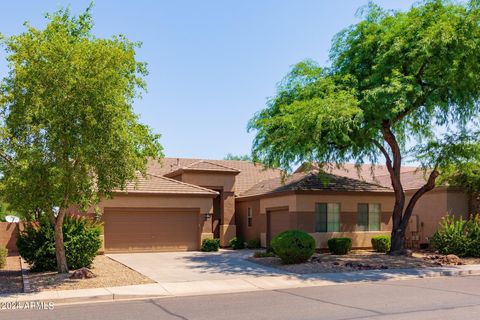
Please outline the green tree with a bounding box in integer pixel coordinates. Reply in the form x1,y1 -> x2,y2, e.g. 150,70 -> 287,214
0,202 -> 15,222
0,6 -> 163,272
224,153 -> 252,161
248,0 -> 480,254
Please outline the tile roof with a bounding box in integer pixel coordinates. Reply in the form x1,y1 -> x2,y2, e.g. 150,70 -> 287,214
117,173 -> 218,196
147,157 -> 282,195
240,171 -> 391,198
302,163 -> 429,191
143,158 -> 431,197
165,160 -> 241,177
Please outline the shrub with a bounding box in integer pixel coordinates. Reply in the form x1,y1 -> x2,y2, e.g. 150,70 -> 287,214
253,251 -> 275,258
328,238 -> 352,255
431,215 -> 480,257
17,215 -> 102,271
229,237 -> 245,250
201,238 -> 220,252
246,238 -> 261,249
0,247 -> 7,269
270,230 -> 315,264
371,236 -> 391,253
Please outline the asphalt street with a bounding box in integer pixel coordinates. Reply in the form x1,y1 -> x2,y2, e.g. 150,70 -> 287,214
2,275 -> 480,320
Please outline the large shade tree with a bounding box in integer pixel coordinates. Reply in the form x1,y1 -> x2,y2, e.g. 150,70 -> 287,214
0,6 -> 163,272
249,0 -> 480,254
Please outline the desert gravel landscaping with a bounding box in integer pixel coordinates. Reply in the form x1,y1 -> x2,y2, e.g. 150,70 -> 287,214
249,250 -> 472,274
27,255 -> 154,292
0,255 -> 23,294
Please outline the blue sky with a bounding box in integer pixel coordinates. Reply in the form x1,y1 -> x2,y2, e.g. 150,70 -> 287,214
0,0 -> 417,160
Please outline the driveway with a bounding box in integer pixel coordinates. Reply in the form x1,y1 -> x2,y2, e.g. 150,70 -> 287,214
108,250 -> 287,283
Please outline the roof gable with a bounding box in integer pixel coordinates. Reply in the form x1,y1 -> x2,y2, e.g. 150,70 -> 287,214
240,171 -> 391,198
147,157 -> 282,195
117,173 -> 218,196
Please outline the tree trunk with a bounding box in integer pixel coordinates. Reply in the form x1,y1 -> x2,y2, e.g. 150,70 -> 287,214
378,122 -> 439,255
54,210 -> 69,273
390,227 -> 406,254
389,170 -> 439,255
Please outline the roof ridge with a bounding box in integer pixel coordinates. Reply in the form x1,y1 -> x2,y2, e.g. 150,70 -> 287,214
146,173 -> 219,194
186,160 -> 240,172
373,168 -> 420,179
240,171 -> 310,196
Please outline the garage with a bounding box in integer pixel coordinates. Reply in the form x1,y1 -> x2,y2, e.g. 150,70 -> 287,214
103,207 -> 200,252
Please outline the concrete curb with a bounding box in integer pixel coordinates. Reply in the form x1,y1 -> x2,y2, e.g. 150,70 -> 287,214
2,265 -> 480,306
19,257 -> 31,293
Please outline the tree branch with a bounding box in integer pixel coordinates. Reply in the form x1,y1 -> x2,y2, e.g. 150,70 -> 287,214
401,169 -> 440,230
372,139 -> 393,172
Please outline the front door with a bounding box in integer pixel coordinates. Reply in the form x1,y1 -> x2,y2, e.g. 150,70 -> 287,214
267,208 -> 290,246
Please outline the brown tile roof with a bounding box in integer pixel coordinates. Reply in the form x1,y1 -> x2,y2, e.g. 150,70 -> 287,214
147,157 -> 282,195
117,173 -> 218,196
301,163 -> 429,191
374,171 -> 432,191
240,171 -> 391,198
164,160 -> 241,177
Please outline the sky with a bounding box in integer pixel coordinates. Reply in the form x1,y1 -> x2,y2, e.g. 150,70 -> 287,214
0,0 -> 418,160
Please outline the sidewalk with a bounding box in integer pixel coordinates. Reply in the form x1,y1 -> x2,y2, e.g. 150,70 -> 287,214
2,264 -> 480,306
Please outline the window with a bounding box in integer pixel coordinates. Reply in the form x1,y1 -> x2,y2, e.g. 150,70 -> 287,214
357,203 -> 380,231
315,203 -> 340,232
247,208 -> 253,227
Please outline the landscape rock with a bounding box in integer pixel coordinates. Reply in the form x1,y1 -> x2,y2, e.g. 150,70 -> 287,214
70,267 -> 95,279
423,254 -> 463,266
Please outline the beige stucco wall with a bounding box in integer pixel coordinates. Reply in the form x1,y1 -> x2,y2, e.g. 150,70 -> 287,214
180,172 -> 236,193
235,199 -> 263,242
407,188 -> 469,243
175,171 -> 238,246
95,193 -> 215,251
98,194 -> 214,216
0,222 -> 19,254
311,231 -> 391,249
236,192 -> 394,248
295,193 -> 394,213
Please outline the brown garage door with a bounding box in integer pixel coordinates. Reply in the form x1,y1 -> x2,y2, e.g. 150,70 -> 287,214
267,208 -> 291,245
103,208 -> 200,252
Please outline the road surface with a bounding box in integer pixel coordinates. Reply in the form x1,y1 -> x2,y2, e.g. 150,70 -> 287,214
2,275 -> 480,320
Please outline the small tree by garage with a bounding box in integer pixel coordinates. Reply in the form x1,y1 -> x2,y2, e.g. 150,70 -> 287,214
248,0 -> 480,255
0,6 -> 163,273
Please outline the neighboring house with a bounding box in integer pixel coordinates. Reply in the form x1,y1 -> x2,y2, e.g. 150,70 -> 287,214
94,158 -> 469,253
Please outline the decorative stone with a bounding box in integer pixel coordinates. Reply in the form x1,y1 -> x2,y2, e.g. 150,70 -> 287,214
70,267 -> 95,279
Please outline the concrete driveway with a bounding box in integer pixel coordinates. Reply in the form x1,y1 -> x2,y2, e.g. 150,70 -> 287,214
108,250 -> 287,283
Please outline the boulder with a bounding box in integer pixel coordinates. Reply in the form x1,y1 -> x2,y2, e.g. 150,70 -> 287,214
70,267 -> 95,279
445,254 -> 461,265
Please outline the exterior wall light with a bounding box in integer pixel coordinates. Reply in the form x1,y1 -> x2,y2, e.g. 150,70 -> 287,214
204,212 -> 213,221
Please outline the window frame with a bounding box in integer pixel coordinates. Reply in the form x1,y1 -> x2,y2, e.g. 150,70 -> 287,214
247,207 -> 253,227
357,203 -> 381,231
315,202 -> 341,232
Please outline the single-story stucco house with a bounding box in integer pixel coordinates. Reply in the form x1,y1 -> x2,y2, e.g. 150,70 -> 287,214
91,158 -> 470,253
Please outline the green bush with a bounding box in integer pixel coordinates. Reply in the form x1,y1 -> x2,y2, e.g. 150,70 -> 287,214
201,238 -> 220,252
327,238 -> 352,255
0,247 -> 7,269
371,236 -> 391,253
431,215 -> 480,257
17,215 -> 102,271
229,237 -> 245,250
246,238 -> 261,249
271,230 -> 316,264
253,251 -> 275,258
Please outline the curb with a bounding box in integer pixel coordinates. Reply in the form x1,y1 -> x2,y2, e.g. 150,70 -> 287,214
19,257 -> 31,293
2,266 -> 480,307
